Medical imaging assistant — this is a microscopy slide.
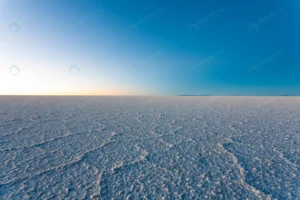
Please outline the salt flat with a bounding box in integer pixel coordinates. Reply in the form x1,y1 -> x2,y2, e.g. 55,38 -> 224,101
0,96 -> 299,199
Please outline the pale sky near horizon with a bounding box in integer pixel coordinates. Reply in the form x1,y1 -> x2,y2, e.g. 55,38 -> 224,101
1,0 -> 299,96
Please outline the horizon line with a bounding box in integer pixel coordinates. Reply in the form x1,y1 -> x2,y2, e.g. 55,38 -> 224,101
0,95 -> 299,97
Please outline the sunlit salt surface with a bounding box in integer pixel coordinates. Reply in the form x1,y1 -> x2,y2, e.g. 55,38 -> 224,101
0,96 -> 299,199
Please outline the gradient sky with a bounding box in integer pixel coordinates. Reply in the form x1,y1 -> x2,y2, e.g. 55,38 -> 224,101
0,0 -> 299,95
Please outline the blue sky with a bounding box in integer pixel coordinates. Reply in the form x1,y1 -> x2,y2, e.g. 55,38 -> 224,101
0,0 -> 299,95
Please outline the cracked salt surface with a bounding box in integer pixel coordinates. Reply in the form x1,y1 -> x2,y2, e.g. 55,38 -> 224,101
0,96 -> 299,199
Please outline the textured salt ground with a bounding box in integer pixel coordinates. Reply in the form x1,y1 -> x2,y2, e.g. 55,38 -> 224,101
0,96 -> 299,200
